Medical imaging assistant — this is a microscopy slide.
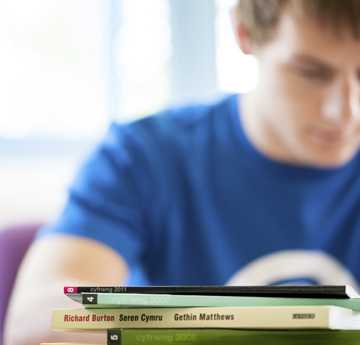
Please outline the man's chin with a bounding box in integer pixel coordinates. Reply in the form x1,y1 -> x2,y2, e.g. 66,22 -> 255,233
305,149 -> 358,169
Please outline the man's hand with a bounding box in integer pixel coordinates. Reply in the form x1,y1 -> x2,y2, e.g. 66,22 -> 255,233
4,234 -> 128,345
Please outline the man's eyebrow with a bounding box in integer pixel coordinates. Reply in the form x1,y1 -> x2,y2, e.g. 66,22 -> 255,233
291,54 -> 334,71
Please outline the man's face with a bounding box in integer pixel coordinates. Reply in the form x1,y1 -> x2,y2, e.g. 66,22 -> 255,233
246,8 -> 360,168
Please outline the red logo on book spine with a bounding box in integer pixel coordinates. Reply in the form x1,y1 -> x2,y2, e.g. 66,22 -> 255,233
64,287 -> 77,293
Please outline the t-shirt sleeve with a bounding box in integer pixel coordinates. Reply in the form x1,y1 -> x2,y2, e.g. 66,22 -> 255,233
36,122 -> 152,268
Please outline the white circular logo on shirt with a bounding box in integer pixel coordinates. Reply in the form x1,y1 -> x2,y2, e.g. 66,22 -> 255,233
226,250 -> 360,290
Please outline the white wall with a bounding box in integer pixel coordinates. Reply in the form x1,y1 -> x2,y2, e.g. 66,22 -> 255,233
0,156 -> 79,231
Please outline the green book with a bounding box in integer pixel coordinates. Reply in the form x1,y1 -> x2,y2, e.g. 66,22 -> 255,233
39,329 -> 360,345
107,328 -> 360,345
81,292 -> 360,310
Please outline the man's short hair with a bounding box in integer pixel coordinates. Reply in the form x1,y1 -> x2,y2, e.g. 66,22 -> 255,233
236,0 -> 360,45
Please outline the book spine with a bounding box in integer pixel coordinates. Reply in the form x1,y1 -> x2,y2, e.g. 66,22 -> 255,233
50,306 -> 333,331
81,292 -> 360,310
64,285 -> 352,298
107,329 -> 360,345
65,287 -> 129,294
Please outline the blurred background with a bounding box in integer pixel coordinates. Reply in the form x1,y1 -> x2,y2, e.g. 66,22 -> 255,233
0,0 -> 258,230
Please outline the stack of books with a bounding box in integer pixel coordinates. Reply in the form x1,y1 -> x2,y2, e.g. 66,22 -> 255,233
43,285 -> 360,344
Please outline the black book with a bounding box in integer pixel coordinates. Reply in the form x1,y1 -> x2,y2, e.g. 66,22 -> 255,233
64,285 -> 360,302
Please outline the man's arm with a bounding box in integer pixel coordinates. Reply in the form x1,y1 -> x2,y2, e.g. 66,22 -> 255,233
4,234 -> 128,345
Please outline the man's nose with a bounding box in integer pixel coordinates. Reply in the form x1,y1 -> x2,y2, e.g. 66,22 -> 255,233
322,76 -> 360,124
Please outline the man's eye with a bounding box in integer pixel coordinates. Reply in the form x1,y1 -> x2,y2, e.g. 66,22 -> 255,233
296,67 -> 332,81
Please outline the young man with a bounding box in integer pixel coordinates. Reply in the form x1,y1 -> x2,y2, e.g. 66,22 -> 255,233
5,0 -> 360,344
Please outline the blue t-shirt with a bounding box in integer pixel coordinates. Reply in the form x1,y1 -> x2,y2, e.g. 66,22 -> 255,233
38,94 -> 360,288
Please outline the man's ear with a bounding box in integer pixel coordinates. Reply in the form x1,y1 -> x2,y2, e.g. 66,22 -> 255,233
230,5 -> 253,55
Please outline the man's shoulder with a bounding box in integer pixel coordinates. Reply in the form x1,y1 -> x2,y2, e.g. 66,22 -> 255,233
112,93 -> 238,140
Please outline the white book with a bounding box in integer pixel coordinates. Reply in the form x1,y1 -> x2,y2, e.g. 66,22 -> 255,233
51,305 -> 360,331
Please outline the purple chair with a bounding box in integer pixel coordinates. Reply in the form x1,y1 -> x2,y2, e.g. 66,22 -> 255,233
0,223 -> 41,345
